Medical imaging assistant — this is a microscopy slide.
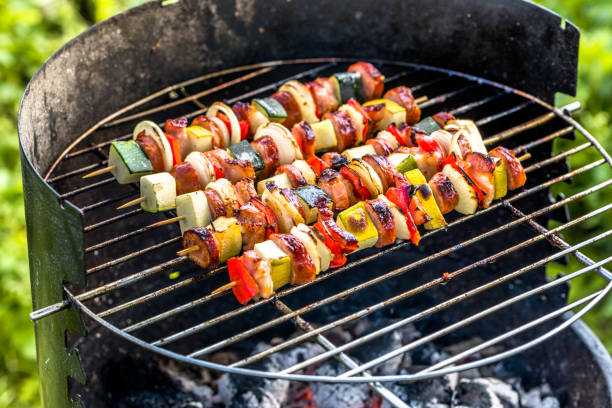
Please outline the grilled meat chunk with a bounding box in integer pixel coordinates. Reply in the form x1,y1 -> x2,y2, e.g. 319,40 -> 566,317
428,172 -> 459,214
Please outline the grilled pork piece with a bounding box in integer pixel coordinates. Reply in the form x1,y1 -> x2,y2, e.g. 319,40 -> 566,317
489,146 -> 526,191
384,86 -> 421,125
182,227 -> 220,269
428,172 -> 459,214
270,233 -> 316,285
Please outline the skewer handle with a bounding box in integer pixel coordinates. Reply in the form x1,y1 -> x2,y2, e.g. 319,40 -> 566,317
517,152 -> 531,162
150,216 -> 185,229
415,95 -> 428,104
83,165 -> 116,179
177,245 -> 199,256
117,196 -> 146,210
211,281 -> 236,296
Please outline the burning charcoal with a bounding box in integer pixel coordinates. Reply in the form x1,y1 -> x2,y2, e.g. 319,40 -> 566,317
310,360 -> 371,408
452,378 -> 519,408
381,367 -> 457,408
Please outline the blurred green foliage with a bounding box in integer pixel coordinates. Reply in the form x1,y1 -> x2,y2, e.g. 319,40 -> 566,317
0,0 -> 610,407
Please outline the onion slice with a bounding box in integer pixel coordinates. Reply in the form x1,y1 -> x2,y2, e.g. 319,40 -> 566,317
133,120 -> 173,171
254,122 -> 302,164
207,102 -> 241,147
280,80 -> 319,123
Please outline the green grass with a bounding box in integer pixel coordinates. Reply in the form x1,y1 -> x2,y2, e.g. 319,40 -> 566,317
0,1 -> 610,407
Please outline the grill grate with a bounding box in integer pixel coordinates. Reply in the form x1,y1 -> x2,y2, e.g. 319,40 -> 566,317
31,60 -> 612,403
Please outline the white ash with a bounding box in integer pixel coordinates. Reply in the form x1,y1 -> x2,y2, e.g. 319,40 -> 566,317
216,341 -> 324,408
310,359 -> 372,408
381,367 -> 457,408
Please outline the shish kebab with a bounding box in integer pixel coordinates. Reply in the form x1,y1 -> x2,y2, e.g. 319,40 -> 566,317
174,119 -> 527,304
114,94 -> 429,221
84,62 -> 421,189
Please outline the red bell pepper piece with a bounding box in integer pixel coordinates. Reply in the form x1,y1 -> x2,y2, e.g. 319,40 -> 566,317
313,221 -> 348,268
307,155 -> 326,178
340,166 -> 371,201
164,133 -> 182,166
204,153 -> 225,180
347,98 -> 372,140
385,186 -> 421,245
251,197 -> 278,239
239,120 -> 249,140
416,134 -> 445,171
387,124 -> 405,147
444,153 -> 487,204
228,257 -> 259,304
215,113 -> 233,136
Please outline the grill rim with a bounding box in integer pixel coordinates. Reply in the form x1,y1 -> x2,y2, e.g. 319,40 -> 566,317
28,58 -> 612,385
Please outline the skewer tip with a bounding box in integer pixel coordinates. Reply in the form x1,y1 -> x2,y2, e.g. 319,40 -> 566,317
149,215 -> 185,229
517,152 -> 532,162
82,165 -> 115,179
415,95 -> 428,105
211,281 -> 236,296
176,245 -> 199,257
116,196 -> 146,210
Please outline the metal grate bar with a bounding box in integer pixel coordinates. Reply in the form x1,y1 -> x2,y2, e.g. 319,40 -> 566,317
84,208 -> 142,232
419,288 -> 605,376
408,75 -> 451,92
418,84 -> 480,109
60,177 -> 115,199
475,100 -> 534,126
449,92 -> 505,116
48,160 -> 108,183
282,225 -> 612,375
62,63 -> 340,162
81,193 -> 138,213
273,299 -> 410,408
484,112 -> 557,146
77,257 -> 188,303
512,126 -> 575,154
186,184 -> 611,359
86,237 -> 181,275
506,203 -> 612,280
337,247 -> 612,378
523,142 -> 591,173
97,263 -> 223,318
115,159 -> 604,337
104,67 -> 275,128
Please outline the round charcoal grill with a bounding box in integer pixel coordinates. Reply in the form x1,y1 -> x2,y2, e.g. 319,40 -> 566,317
19,1 -> 612,407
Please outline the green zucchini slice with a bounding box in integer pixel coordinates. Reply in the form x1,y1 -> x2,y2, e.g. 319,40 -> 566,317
252,97 -> 287,123
227,140 -> 265,173
109,140 -> 153,184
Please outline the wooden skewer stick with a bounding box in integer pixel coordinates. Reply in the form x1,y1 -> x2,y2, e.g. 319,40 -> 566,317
117,196 -> 146,210
415,95 -> 428,104
176,245 -> 199,256
211,281 -> 236,296
83,165 -> 116,179
149,216 -> 184,228
517,152 -> 531,162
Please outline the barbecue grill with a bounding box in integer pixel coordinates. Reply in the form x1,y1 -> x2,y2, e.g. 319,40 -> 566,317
19,0 -> 612,407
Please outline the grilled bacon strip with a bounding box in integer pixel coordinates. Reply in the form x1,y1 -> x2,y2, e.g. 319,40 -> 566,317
170,162 -> 201,195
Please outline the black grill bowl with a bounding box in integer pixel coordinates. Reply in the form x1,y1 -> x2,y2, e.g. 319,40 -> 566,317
18,1 -> 612,407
